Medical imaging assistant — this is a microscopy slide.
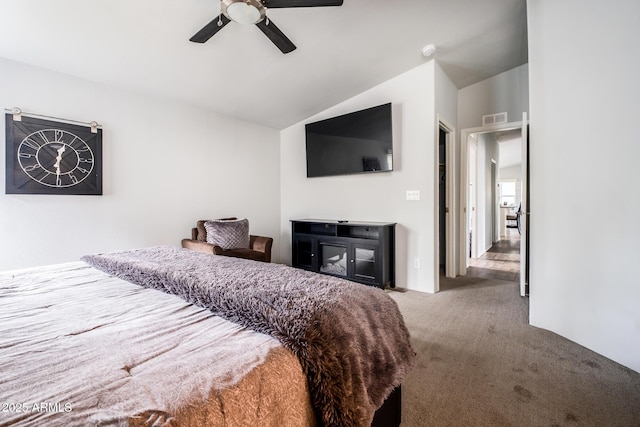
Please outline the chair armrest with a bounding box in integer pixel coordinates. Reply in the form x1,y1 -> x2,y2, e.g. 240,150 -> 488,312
250,235 -> 273,252
250,235 -> 273,263
211,245 -> 225,255
182,239 -> 226,255
181,239 -> 218,255
191,227 -> 198,240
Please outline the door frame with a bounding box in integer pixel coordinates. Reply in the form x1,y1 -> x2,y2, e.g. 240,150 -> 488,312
520,113 -> 529,296
459,119 -> 526,276
491,159 -> 498,244
433,115 -> 456,292
468,137 -> 478,261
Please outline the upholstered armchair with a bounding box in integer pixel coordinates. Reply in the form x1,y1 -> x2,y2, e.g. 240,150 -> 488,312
181,218 -> 273,263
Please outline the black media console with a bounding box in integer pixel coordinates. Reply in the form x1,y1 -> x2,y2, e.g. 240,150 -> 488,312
291,219 -> 396,289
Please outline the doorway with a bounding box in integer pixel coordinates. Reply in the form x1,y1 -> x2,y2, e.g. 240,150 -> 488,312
439,127 -> 446,276
459,117 -> 529,293
434,116 -> 456,292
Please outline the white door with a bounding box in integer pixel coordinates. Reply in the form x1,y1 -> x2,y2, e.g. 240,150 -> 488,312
519,113 -> 528,296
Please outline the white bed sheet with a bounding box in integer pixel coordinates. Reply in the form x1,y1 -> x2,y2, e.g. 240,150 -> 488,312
0,262 -> 309,426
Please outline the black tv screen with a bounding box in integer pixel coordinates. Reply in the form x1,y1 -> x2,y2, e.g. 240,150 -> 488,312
305,103 -> 393,178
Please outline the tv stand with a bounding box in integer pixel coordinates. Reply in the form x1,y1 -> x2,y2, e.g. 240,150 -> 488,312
291,219 -> 396,289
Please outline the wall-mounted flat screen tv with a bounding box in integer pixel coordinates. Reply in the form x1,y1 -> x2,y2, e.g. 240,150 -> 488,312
305,103 -> 393,178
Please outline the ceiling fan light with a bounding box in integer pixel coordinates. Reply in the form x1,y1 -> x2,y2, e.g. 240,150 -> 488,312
224,0 -> 264,24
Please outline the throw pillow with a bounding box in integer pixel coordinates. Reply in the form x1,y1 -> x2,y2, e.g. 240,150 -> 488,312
204,218 -> 250,250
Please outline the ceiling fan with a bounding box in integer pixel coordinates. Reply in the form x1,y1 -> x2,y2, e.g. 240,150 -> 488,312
189,0 -> 344,54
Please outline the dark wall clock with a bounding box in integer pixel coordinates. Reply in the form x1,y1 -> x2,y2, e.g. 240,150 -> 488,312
5,113 -> 102,195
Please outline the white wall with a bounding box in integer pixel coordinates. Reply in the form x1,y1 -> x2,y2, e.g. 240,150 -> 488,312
458,64 -> 529,130
280,61 -> 455,293
500,164 -> 522,180
0,58 -> 281,270
528,0 -> 640,373
434,62 -> 459,125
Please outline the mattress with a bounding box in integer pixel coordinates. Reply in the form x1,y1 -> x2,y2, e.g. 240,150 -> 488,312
0,262 -> 315,426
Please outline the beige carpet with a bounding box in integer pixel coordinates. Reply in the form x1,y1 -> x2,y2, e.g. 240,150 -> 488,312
387,276 -> 640,427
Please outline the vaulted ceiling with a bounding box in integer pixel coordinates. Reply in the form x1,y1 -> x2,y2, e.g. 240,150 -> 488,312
0,0 -> 528,129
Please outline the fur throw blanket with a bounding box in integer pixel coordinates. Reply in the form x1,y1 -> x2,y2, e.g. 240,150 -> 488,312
82,246 -> 415,427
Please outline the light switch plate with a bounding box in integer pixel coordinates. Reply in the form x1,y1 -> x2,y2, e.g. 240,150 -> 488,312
406,190 -> 421,201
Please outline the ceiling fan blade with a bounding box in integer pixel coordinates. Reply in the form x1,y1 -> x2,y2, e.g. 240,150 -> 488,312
255,19 -> 296,54
263,0 -> 343,8
189,14 -> 231,43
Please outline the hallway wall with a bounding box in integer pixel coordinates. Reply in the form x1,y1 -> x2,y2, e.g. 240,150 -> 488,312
527,0 -> 640,373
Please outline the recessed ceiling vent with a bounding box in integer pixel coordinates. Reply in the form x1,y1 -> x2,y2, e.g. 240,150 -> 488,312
482,112 -> 508,126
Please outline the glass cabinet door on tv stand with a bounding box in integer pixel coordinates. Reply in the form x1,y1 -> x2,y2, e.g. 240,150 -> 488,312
352,244 -> 378,283
292,236 -> 317,271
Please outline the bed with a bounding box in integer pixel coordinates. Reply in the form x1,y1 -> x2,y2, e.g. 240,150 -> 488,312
0,246 -> 414,427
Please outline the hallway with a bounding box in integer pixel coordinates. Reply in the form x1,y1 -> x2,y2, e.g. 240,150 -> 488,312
467,230 -> 520,282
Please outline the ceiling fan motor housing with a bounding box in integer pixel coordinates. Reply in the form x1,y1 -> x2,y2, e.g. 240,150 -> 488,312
222,0 -> 266,24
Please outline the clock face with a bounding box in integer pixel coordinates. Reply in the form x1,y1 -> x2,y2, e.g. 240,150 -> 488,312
17,129 -> 95,188
5,114 -> 102,195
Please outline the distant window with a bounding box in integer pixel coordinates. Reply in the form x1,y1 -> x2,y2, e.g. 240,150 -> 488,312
500,181 -> 516,206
